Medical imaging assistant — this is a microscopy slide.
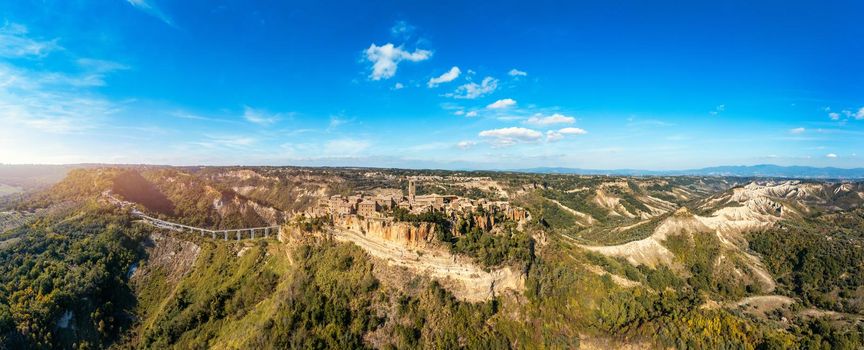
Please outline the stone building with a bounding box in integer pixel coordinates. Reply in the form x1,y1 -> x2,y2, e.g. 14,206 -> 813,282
408,179 -> 416,203
319,177 -> 529,224
357,200 -> 379,218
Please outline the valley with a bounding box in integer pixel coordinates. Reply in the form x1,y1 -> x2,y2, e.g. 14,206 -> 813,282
0,165 -> 862,348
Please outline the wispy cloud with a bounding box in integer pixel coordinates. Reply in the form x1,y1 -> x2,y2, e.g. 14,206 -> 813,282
789,127 -> 806,134
390,20 -> 416,39
625,117 -> 674,128
329,115 -> 353,129
0,23 -> 60,58
192,135 -> 257,149
0,60 -> 118,134
457,140 -> 476,150
508,68 -> 527,77
364,43 -> 432,80
126,0 -> 175,26
171,111 -> 239,124
446,76 -> 498,99
428,66 -> 461,87
709,104 -> 725,115
524,113 -> 574,126
243,106 -> 281,126
324,139 -> 370,156
824,106 -> 863,123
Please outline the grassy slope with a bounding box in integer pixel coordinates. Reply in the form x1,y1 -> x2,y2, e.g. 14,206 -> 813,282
122,229 -> 812,350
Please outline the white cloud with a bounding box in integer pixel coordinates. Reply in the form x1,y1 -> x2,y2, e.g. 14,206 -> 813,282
465,111 -> 478,117
789,127 -> 806,134
453,110 -> 465,116
325,139 -> 370,156
456,140 -> 476,150
547,127 -> 587,142
0,23 -> 60,58
546,130 -> 564,142
508,69 -> 527,77
829,112 -> 840,120
524,113 -> 575,126
826,153 -> 838,158
194,135 -> 256,149
0,61 -> 116,134
126,0 -> 174,26
427,66 -> 461,87
479,127 -> 542,146
447,76 -> 498,99
243,106 -> 280,126
364,43 -> 432,80
857,107 -> 864,120
393,82 -> 404,90
558,127 -> 588,135
486,98 -> 516,109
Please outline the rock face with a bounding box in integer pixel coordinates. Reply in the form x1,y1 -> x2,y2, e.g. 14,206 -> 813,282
131,232 -> 201,285
328,224 -> 524,302
333,215 -> 437,248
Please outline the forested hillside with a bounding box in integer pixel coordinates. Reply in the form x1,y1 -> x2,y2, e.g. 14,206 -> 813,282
0,167 -> 862,349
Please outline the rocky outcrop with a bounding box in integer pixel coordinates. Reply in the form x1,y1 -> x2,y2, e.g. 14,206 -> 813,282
333,215 -> 437,248
131,232 -> 201,285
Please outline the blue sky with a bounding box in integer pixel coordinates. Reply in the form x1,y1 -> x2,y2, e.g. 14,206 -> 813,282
1,0 -> 862,169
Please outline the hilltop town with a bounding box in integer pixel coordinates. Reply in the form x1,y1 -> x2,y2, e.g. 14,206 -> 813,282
314,178 -> 528,223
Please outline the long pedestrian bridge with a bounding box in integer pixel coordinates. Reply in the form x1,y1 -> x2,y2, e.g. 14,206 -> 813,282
131,209 -> 280,241
104,190 -> 280,241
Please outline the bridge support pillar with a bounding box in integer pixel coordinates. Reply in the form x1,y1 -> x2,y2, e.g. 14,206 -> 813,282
265,227 -> 269,238
224,231 -> 228,241
211,231 -> 216,239
251,229 -> 255,239
236,230 -> 241,241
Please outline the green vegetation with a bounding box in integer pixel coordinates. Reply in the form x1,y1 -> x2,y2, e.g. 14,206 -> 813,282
451,218 -> 534,269
391,207 -> 534,268
134,241 -> 283,348
0,202 -> 147,349
513,243 -> 797,349
389,207 -> 452,241
750,210 -> 864,314
2,168 -> 863,349
128,239 -> 510,349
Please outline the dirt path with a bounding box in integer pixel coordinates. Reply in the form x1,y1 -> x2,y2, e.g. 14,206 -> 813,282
329,227 -> 523,302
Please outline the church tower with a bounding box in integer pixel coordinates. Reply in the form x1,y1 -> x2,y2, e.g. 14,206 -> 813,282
408,179 -> 416,203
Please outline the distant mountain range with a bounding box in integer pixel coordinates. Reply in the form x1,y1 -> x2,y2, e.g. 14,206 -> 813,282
515,164 -> 864,179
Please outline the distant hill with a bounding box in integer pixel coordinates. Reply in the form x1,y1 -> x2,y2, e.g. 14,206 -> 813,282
0,164 -> 74,191
516,164 -> 864,179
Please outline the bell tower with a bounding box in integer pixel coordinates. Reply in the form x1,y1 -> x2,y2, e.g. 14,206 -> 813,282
408,179 -> 416,203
